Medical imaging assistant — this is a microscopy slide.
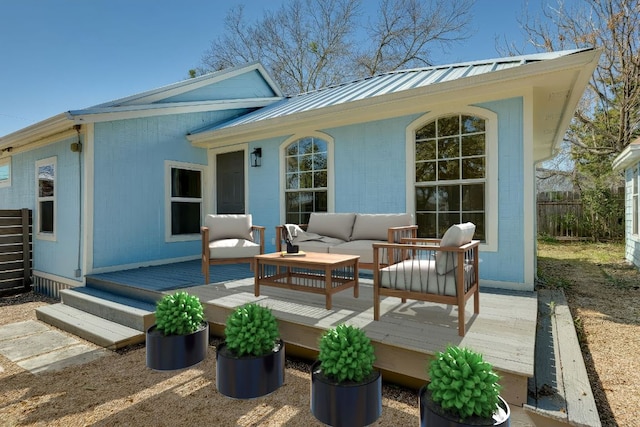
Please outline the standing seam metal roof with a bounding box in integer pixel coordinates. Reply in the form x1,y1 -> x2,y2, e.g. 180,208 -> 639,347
201,49 -> 589,133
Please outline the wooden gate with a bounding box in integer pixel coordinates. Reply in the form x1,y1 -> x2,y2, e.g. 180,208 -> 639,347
0,209 -> 32,295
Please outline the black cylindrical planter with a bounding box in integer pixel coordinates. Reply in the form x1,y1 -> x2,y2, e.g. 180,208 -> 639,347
146,322 -> 209,371
419,385 -> 510,427
216,339 -> 285,399
310,360 -> 382,427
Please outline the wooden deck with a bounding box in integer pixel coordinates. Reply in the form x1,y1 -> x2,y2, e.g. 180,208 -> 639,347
87,260 -> 537,407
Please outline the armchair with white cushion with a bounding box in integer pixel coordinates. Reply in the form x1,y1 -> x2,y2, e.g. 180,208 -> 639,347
372,222 -> 479,336
201,214 -> 265,284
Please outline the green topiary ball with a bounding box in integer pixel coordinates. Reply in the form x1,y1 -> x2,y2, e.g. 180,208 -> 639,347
318,324 -> 375,383
155,291 -> 205,336
427,346 -> 501,420
224,303 -> 280,357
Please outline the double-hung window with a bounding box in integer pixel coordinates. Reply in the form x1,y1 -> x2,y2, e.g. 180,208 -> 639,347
0,157 -> 10,188
284,136 -> 329,224
166,161 -> 203,241
36,157 -> 56,240
414,114 -> 487,241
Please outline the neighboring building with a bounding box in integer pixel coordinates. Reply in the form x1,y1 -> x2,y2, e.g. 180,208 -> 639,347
0,48 -> 601,296
613,138 -> 640,269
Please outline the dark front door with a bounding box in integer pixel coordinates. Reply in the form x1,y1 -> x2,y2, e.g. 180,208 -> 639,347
216,150 -> 245,214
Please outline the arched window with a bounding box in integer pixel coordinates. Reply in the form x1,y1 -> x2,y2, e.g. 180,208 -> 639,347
414,114 -> 487,241
284,136 -> 329,224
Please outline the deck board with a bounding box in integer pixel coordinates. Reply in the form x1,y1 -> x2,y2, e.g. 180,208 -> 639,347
87,260 -> 536,406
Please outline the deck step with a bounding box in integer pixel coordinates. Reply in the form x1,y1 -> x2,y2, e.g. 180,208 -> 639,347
60,287 -> 156,332
36,304 -> 145,350
525,289 -> 601,427
85,276 -> 163,304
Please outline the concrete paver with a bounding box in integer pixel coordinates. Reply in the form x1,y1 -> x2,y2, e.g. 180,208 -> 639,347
0,319 -> 110,374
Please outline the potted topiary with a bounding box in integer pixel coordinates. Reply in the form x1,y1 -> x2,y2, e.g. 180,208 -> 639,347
420,345 -> 510,426
216,303 -> 285,399
310,323 -> 382,427
146,291 -> 209,371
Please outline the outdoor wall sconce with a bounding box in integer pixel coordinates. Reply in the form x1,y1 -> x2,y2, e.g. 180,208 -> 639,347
251,147 -> 262,167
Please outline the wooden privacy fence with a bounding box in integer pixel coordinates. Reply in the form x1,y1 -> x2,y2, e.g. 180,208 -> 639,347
0,209 -> 32,295
537,190 -> 624,239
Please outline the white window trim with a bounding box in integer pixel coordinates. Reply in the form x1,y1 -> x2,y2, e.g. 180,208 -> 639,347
406,106 -> 498,252
164,160 -> 205,242
633,167 -> 639,236
35,156 -> 57,241
0,156 -> 10,188
279,131 -> 335,224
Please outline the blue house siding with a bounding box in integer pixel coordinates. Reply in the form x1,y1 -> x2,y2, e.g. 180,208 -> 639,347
329,116 -> 421,213
162,70 -> 278,103
477,98 -> 526,285
245,98 -> 528,286
91,111 -> 242,269
0,137 -> 83,282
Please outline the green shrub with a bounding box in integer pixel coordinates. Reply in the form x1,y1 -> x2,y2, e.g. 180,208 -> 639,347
155,291 -> 205,336
318,324 -> 375,383
224,303 -> 279,357
427,346 -> 501,420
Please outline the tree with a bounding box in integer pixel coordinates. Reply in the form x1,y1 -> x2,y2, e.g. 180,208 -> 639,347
199,0 -> 474,95
509,0 -> 638,239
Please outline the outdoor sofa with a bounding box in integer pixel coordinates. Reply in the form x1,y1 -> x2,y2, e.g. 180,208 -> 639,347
275,212 -> 417,269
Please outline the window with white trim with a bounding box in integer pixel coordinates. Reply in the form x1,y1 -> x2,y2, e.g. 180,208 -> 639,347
166,161 -> 204,240
36,157 -> 56,240
633,167 -> 638,236
0,157 -> 10,188
284,136 -> 329,224
415,114 -> 487,240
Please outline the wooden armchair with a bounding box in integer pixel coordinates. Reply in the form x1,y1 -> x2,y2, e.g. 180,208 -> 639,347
372,222 -> 479,336
201,214 -> 265,284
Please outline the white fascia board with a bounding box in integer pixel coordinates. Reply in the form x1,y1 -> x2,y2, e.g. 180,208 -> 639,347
0,113 -> 75,154
91,62 -> 282,108
189,49 -> 602,148
612,143 -> 640,171
67,97 -> 283,124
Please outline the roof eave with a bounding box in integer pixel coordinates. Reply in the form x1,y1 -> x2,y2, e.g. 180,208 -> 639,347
612,141 -> 640,171
0,113 -> 75,157
68,97 -> 283,124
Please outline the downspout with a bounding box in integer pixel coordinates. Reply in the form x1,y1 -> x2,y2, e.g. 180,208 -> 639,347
72,124 -> 83,278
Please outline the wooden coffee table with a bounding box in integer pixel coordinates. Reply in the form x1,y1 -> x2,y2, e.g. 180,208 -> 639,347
254,252 -> 359,310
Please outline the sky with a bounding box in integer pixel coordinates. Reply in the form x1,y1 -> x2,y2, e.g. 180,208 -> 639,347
0,0 -> 559,138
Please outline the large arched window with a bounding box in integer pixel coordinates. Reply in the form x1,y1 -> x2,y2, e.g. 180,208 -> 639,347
414,114 -> 487,241
284,136 -> 329,224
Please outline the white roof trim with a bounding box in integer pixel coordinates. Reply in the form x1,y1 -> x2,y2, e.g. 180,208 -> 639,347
90,62 -> 283,108
67,97 -> 283,124
612,140 -> 640,171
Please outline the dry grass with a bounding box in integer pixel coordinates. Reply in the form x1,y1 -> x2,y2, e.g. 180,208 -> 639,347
537,240 -> 640,427
0,240 -> 637,426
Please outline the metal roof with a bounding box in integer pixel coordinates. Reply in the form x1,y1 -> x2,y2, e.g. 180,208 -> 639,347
205,49 -> 591,132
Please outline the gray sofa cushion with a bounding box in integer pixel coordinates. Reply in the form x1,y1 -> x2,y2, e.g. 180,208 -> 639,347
205,214 -> 253,241
306,213 -> 356,241
350,213 -> 412,241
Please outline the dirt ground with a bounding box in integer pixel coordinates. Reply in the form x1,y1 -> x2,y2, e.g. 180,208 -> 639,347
0,240 -> 637,426
537,240 -> 640,427
0,293 -> 418,427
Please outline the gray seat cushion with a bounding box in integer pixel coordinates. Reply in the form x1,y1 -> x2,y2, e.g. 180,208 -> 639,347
330,240 -> 381,264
